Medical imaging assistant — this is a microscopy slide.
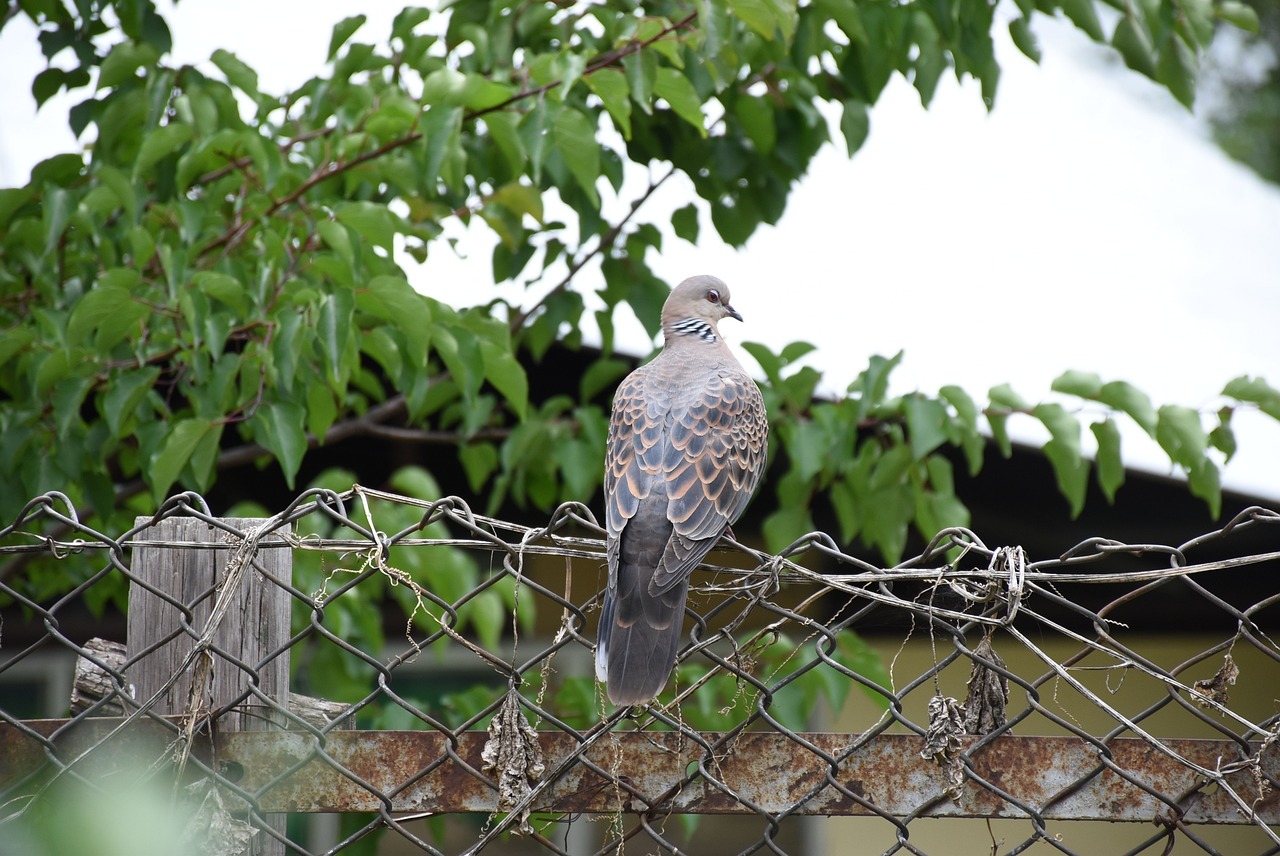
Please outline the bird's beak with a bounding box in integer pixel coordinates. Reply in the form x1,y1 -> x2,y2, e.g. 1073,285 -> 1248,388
725,304 -> 743,322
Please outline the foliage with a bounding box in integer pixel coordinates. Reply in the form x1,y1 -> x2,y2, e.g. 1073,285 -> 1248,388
1,0 -> 1275,592
1,10 -> 1276,851
1204,0 -> 1280,183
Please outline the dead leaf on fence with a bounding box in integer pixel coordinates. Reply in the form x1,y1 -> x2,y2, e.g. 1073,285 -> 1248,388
182,779 -> 257,856
921,694 -> 966,800
482,687 -> 546,835
1191,653 -> 1239,708
962,635 -> 1009,735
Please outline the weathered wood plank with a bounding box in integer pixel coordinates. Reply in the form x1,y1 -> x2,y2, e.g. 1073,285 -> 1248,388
128,516 -> 292,856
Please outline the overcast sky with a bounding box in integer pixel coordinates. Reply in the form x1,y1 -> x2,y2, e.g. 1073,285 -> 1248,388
2,3 -> 1277,502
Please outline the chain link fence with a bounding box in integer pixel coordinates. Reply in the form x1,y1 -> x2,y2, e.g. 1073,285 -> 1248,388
1,487 -> 1278,855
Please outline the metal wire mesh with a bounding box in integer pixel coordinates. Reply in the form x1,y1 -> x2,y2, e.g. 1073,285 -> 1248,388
1,487 -> 1278,856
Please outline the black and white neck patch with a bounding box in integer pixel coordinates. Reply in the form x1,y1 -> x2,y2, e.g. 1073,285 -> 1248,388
670,317 -> 717,343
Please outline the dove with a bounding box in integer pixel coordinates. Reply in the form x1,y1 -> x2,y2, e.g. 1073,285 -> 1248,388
596,275 -> 769,706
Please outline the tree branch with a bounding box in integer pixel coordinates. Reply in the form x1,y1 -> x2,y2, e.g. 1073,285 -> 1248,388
195,12 -> 700,260
509,164 -> 677,335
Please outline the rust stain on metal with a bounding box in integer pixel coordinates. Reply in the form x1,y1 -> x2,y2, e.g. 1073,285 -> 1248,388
0,717 -> 210,791
213,729 -> 1279,823
6,719 -> 1277,826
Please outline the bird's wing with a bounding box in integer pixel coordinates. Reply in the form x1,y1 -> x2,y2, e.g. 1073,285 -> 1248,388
653,368 -> 768,592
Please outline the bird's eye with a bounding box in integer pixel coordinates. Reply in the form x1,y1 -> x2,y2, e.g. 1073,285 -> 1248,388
706,289 -> 721,304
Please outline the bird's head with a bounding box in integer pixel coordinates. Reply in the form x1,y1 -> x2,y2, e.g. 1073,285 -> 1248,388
661,275 -> 743,344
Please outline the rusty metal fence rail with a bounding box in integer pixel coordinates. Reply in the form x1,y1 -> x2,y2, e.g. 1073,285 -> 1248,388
0,487 -> 1278,855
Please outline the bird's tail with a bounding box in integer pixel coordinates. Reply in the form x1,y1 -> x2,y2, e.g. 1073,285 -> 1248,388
597,574 -> 690,706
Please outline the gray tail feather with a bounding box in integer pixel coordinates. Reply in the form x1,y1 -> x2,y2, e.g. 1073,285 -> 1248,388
597,576 -> 690,706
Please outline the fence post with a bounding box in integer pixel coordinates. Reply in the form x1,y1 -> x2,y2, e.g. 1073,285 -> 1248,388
128,516 -> 291,856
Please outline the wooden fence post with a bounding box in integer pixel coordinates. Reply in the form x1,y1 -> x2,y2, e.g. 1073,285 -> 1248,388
128,516 -> 291,856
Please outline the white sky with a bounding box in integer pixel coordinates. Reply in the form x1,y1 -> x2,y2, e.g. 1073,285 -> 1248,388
2,2 -> 1277,501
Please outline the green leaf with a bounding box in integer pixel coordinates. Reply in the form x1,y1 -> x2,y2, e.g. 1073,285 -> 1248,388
654,67 -> 707,136
135,122 -> 194,174
459,442 -> 499,492
194,271 -> 249,314
98,166 -> 136,222
1155,404 -> 1206,471
422,67 -> 466,105
815,0 -> 868,43
481,111 -> 524,174
151,418 -> 217,500
42,185 -> 72,255
1090,419 -> 1124,503
940,385 -> 977,427
862,482 -> 912,563
336,201 -> 397,252
623,50 -> 657,112
34,350 -> 73,395
0,187 -> 33,231
552,107 -> 600,206
671,203 -> 700,244
67,280 -> 149,349
1222,375 -> 1280,420
735,94 -> 776,154
1059,0 -> 1105,41
914,461 -> 971,539
328,15 -> 367,61
585,68 -> 631,138
392,465 -> 443,502
1098,380 -> 1157,434
741,342 -> 781,384
1112,15 -> 1157,78
903,396 -> 948,460
433,326 -> 483,402
467,590 -> 505,652
210,49 -> 260,101
1008,16 -> 1041,63
763,505 -> 814,554
781,419 -> 828,481
1209,407 -> 1237,461
834,631 -> 892,710
840,99 -> 870,156
53,375 -> 93,435
0,327 -> 34,370
1155,34 -> 1196,108
988,411 -> 1013,457
316,220 -> 354,266
849,351 -> 902,417
1034,402 -> 1081,452
479,339 -> 529,419
392,6 -> 432,40
911,12 -> 945,106
189,421 -> 225,492
558,437 -> 598,503
256,401 -> 308,488
422,104 -> 464,189
98,40 -> 160,89
942,384 -> 984,475
729,0 -> 784,39
316,289 -> 355,387
358,275 -> 433,342
1051,370 -> 1103,399
1188,459 -> 1222,518
32,67 -> 67,108
102,366 -> 160,437
1043,437 -> 1089,518
1218,1 -> 1259,32
989,382 -> 1030,411
489,180 -> 544,225
579,358 -> 630,402
307,383 -> 338,440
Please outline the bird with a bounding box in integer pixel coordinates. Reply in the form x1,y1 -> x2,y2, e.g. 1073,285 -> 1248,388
596,275 -> 769,706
